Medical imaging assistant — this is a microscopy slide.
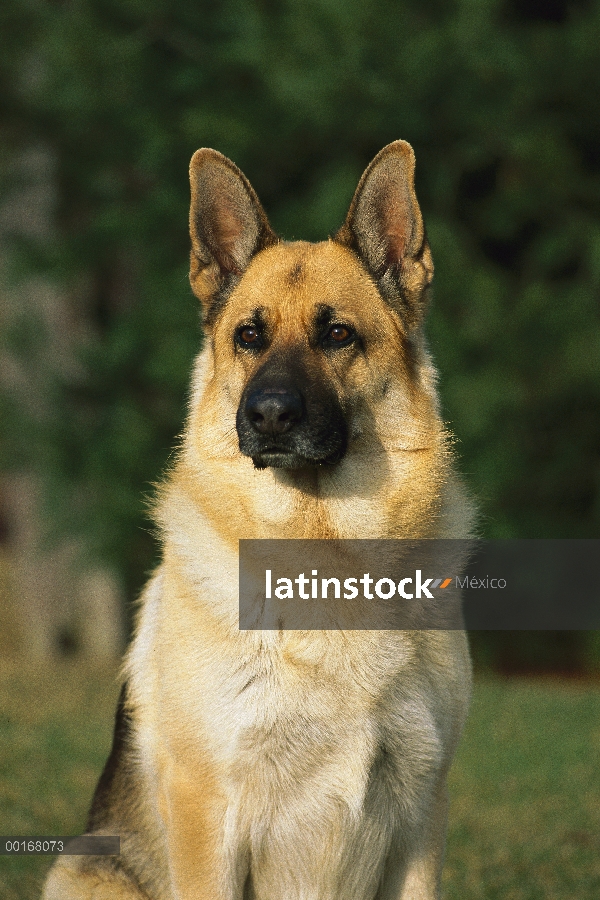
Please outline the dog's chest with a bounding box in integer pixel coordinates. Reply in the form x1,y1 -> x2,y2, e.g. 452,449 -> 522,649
206,640 -> 428,900
202,635 -> 412,823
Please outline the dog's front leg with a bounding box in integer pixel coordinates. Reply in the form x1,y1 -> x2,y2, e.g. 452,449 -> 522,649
160,753 -> 240,900
377,778 -> 450,900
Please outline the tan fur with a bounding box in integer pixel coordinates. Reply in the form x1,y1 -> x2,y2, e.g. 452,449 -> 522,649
43,141 -> 473,900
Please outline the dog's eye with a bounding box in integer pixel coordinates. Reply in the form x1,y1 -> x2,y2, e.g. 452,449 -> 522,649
324,324 -> 355,347
329,325 -> 350,342
236,326 -> 263,349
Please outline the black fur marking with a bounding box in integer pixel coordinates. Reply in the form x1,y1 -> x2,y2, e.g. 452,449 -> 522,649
243,866 -> 255,900
313,304 -> 335,337
204,271 -> 242,327
86,682 -> 132,831
287,261 -> 305,285
239,674 -> 259,695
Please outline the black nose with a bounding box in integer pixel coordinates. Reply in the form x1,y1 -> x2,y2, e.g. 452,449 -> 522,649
245,389 -> 303,436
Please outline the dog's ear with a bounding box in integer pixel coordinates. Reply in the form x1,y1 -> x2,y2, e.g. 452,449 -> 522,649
189,149 -> 278,324
335,141 -> 433,329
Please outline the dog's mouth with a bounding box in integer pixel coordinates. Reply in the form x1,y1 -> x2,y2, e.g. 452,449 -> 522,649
251,445 -> 343,470
251,448 -> 304,470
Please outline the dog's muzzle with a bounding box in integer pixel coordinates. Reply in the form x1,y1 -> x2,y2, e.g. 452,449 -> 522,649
236,378 -> 347,470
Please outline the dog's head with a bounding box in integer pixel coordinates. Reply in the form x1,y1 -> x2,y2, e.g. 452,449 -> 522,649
188,142 -> 435,471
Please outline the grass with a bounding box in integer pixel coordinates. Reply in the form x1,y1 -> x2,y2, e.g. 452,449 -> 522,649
0,660 -> 122,898
0,661 -> 599,899
444,677 -> 600,899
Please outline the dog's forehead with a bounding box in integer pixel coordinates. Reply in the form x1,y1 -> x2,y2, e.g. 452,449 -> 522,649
227,240 -> 381,321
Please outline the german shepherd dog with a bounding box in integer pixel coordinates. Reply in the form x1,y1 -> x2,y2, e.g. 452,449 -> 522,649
43,141 -> 473,900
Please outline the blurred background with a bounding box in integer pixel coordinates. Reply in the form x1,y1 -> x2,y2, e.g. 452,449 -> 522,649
0,0 -> 599,670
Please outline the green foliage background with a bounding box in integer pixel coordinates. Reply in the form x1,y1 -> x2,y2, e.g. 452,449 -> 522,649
1,0 -> 599,661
